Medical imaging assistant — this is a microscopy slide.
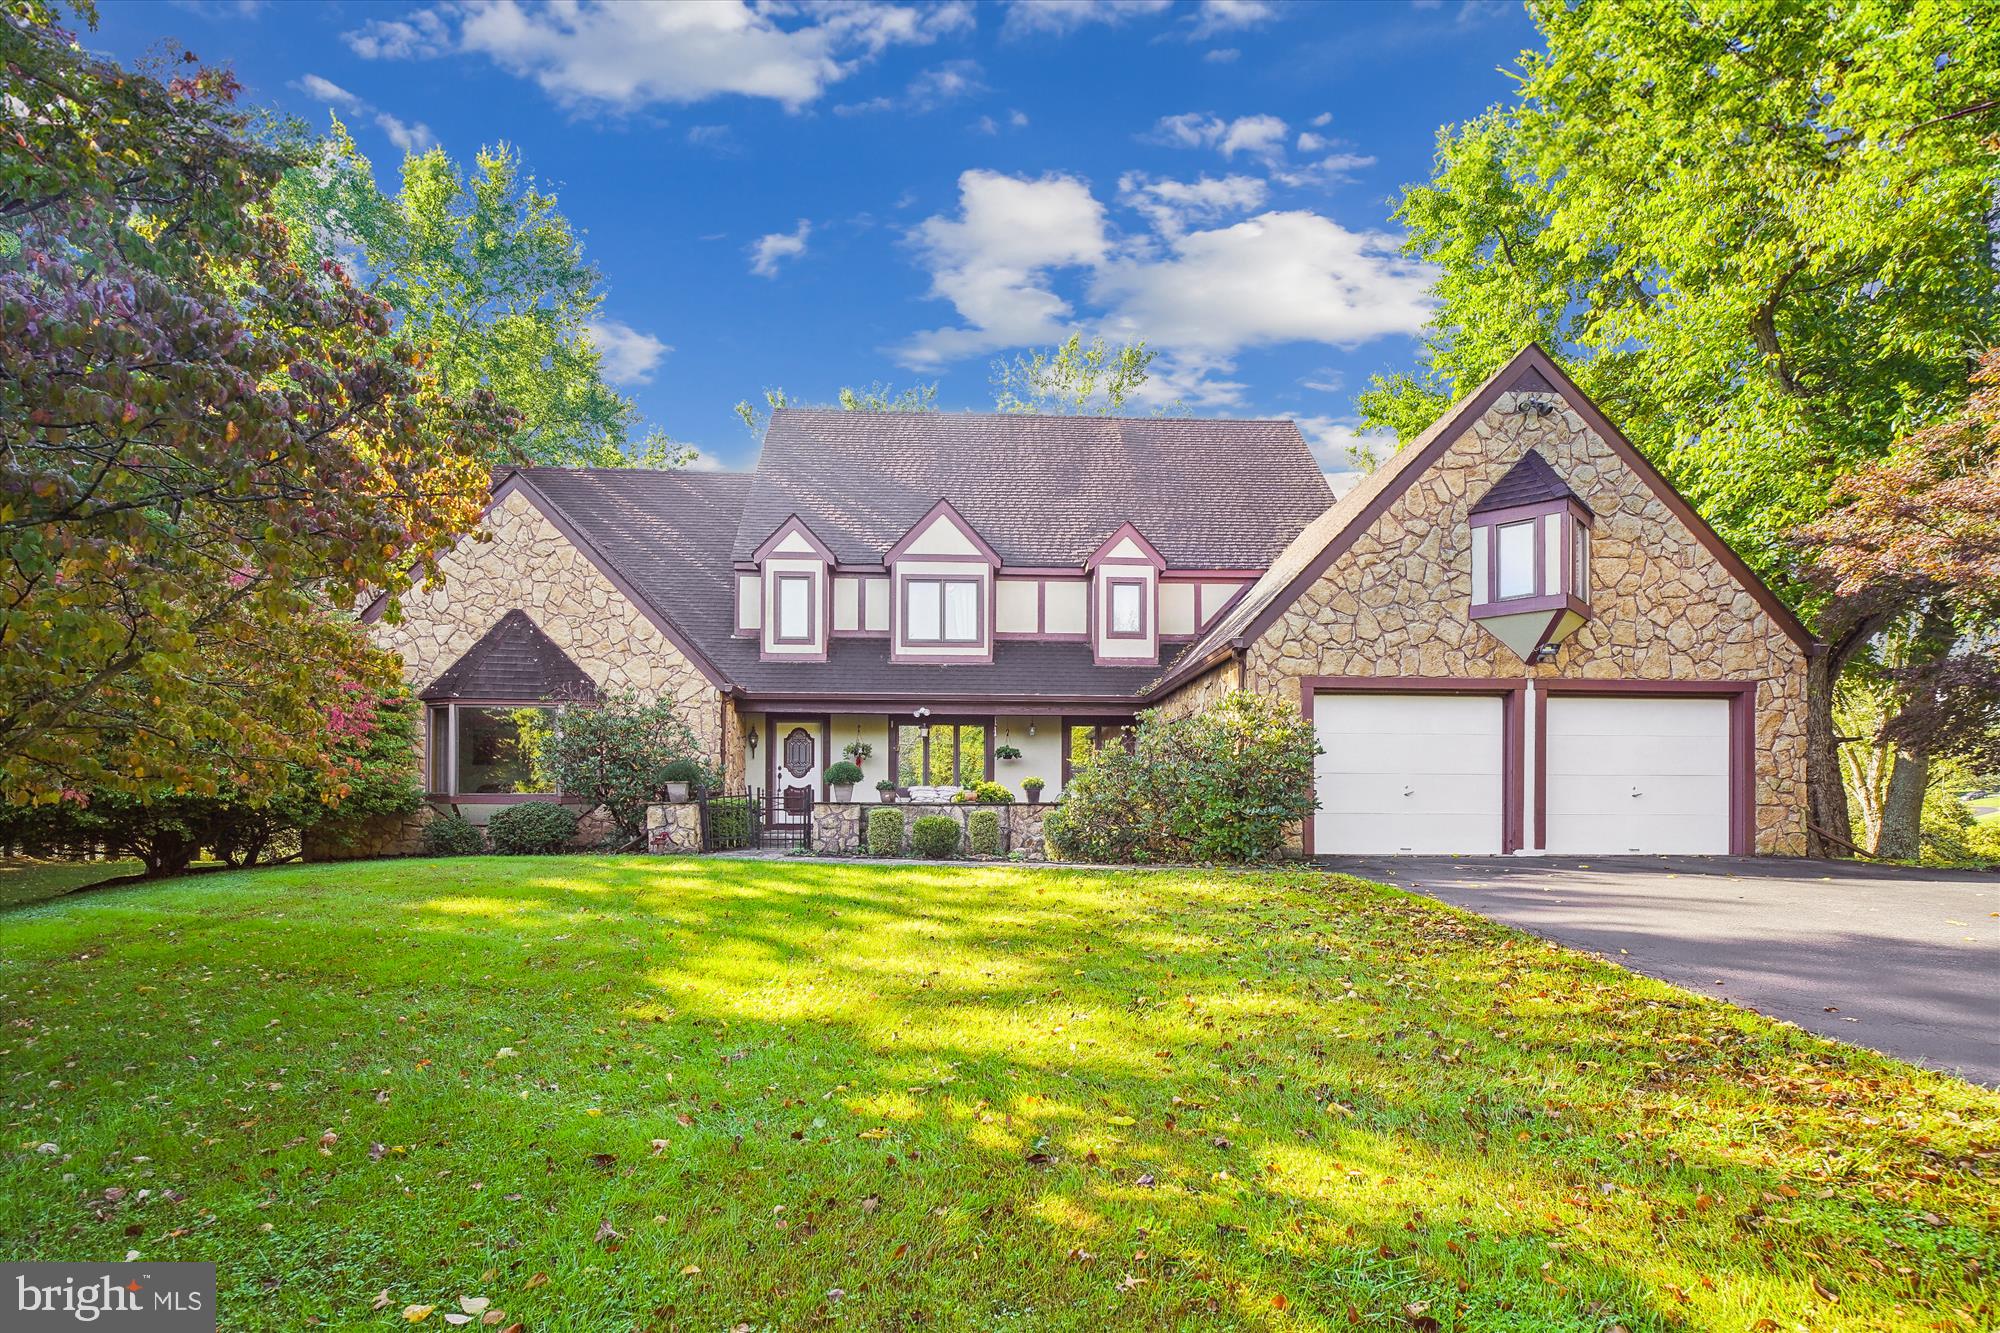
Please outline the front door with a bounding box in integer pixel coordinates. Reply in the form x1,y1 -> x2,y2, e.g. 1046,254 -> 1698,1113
772,721 -> 821,823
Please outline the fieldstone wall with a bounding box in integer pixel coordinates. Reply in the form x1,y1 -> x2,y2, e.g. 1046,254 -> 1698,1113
1204,385 -> 1809,854
645,802 -> 703,854
369,489 -> 723,754
1150,660 -> 1237,721
302,806 -> 436,861
812,801 -> 1056,861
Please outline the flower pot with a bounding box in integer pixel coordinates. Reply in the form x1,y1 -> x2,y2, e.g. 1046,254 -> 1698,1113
666,782 -> 690,803
832,783 -> 854,802
1025,790 -> 1043,804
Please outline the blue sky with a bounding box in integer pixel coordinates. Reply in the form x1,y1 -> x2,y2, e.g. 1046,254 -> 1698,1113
103,0 -> 1538,472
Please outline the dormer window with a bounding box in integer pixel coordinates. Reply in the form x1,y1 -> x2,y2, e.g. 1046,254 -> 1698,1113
1086,523 -> 1166,665
773,572 -> 814,643
1467,451 -> 1594,661
1107,579 -> 1145,636
906,576 -> 981,644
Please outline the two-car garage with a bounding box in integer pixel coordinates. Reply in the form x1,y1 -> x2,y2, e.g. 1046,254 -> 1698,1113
1309,683 -> 1741,857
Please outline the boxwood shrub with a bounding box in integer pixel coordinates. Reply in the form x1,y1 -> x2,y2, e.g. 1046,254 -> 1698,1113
966,808 -> 1001,857
910,814 -> 961,860
485,801 -> 578,854
423,812 -> 484,857
951,780 -> 1014,804
866,806 -> 905,857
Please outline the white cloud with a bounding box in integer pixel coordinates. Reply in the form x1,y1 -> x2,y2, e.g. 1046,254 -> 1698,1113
1148,111 -> 1289,163
686,124 -> 739,152
585,319 -> 672,385
898,170 -> 1108,366
375,113 -> 438,153
1202,47 -> 1241,63
1091,211 -> 1433,356
1002,0 -> 1172,37
1296,130 -> 1327,152
1273,150 -> 1377,188
1009,108 -> 1030,127
1186,0 -> 1277,39
907,58 -> 983,108
1302,367 -> 1343,393
1116,171 -> 1267,237
292,73 -> 363,109
346,1 -> 971,112
749,220 -> 812,278
895,171 -> 1433,401
1309,111 -> 1332,127
344,8 -> 452,59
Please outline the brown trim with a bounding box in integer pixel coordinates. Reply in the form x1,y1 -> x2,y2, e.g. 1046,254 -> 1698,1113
884,498 -> 1002,567
1299,675 -> 1527,858
899,573 -> 987,651
770,572 -> 817,644
1060,716 -> 1136,787
1104,576 -> 1149,640
1533,679 -> 1756,856
743,693 -> 1140,714
887,714 -> 997,788
752,514 -> 837,563
436,793 -> 575,806
1160,569 -> 1265,582
1086,522 -> 1166,570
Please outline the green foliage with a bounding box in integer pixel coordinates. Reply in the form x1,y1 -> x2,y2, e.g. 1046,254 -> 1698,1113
1022,776 -> 1046,795
909,814 -> 961,860
423,812 -> 483,856
966,808 -> 1001,857
992,334 -> 1173,415
662,758 -> 704,786
273,120 -> 641,467
703,796 -> 753,849
824,761 -> 865,786
874,779 -> 899,794
865,806 -> 905,857
1046,692 -> 1319,864
734,381 -> 938,438
952,781 -> 1014,805
0,9 -> 510,805
534,692 -> 710,848
1359,0 -> 2000,593
484,801 -> 578,855
993,745 -> 1023,760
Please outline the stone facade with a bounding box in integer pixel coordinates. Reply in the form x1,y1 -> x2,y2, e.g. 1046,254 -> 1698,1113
302,806 -> 437,861
810,801 -> 1055,860
1149,660 -> 1237,722
645,802 -> 704,854
1189,386 -> 1808,855
369,488 -> 722,755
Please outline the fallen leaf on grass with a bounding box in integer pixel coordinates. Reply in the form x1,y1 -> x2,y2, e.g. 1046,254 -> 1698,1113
595,1219 -> 622,1247
524,1273 -> 547,1290
1271,1294 -> 1288,1311
859,1195 -> 880,1214
402,1305 -> 435,1323
373,1291 -> 394,1311
459,1298 -> 489,1315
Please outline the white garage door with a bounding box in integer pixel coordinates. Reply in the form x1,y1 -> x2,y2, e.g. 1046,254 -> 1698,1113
1543,696 -> 1730,854
1313,693 -> 1505,855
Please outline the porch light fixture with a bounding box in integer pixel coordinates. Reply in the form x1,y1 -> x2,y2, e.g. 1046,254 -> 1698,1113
746,730 -> 758,757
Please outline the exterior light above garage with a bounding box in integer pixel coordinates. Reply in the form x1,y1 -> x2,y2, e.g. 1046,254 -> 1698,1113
1466,451 -> 1594,661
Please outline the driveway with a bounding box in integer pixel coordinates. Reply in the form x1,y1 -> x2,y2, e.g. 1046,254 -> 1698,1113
1317,855 -> 2000,1085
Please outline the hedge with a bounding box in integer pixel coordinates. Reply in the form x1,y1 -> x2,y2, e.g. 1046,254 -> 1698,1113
485,801 -> 577,854
966,808 -> 1001,856
910,814 -> 961,859
424,812 -> 484,856
866,806 -> 905,857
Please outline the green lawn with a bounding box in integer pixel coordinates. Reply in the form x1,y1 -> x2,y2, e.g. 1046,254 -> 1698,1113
1,858 -> 1993,1331
0,856 -> 144,909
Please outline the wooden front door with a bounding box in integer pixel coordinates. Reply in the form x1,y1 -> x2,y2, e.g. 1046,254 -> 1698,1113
771,720 -> 820,823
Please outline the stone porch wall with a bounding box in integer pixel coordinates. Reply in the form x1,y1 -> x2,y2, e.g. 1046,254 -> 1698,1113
1211,385 -> 1809,855
811,801 -> 1056,860
645,802 -> 704,854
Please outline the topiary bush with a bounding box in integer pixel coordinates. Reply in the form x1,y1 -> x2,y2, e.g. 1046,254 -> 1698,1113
662,758 -> 703,788
910,814 -> 961,860
966,808 -> 1001,856
952,780 -> 1014,804
485,800 -> 578,854
825,761 -> 865,787
424,812 -> 484,856
866,806 -> 905,857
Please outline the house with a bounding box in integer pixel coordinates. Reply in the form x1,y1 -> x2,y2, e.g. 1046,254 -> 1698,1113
365,345 -> 1811,857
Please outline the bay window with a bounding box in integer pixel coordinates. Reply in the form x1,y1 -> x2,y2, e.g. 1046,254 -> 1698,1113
1494,520 -> 1537,600
426,703 -> 556,797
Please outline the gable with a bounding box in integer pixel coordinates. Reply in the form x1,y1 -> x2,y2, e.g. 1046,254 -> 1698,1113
1152,344 -> 1811,695
886,499 -> 1000,565
422,609 -> 596,701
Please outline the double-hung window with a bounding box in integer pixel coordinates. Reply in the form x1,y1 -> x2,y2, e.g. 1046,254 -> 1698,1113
1107,580 -> 1145,636
1494,520 -> 1537,600
906,577 -> 979,644
773,573 -> 813,643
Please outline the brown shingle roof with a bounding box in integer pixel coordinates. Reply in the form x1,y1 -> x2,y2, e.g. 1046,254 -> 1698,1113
423,609 -> 595,701
1468,449 -> 1583,515
733,410 -> 1333,567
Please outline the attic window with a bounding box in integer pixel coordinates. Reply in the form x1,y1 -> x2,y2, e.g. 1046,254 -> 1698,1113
1466,451 -> 1594,661
1494,521 -> 1537,600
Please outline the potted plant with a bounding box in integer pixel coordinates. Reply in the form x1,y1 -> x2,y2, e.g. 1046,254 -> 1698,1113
842,740 -> 874,770
1022,776 -> 1046,804
826,761 -> 865,801
662,758 -> 701,803
994,744 -> 1023,762
875,778 -> 899,803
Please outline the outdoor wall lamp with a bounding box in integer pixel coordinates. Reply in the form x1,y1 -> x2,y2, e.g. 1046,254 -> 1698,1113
746,730 -> 758,757
1515,396 -> 1556,418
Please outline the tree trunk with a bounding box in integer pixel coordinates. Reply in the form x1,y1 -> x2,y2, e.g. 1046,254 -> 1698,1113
1804,647 -> 1853,858
1875,747 -> 1930,859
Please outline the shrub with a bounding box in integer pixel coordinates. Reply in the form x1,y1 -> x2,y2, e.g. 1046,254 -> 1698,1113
424,812 -> 484,856
875,779 -> 899,795
1022,776 -> 1046,797
485,801 -> 578,854
1046,691 -> 1318,864
993,744 -> 1023,760
952,780 -> 1014,804
966,808 -> 1001,856
910,814 -> 961,859
866,806 -> 905,857
536,690 -> 714,848
825,761 -> 865,786
705,796 -> 753,848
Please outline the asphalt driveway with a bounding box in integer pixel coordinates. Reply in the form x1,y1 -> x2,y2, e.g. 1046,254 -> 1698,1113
1317,855 -> 2000,1085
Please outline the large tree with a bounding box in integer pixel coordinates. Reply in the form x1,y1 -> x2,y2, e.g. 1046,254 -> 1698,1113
0,2 -> 512,804
274,121 -> 645,467
1359,0 -> 2000,856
